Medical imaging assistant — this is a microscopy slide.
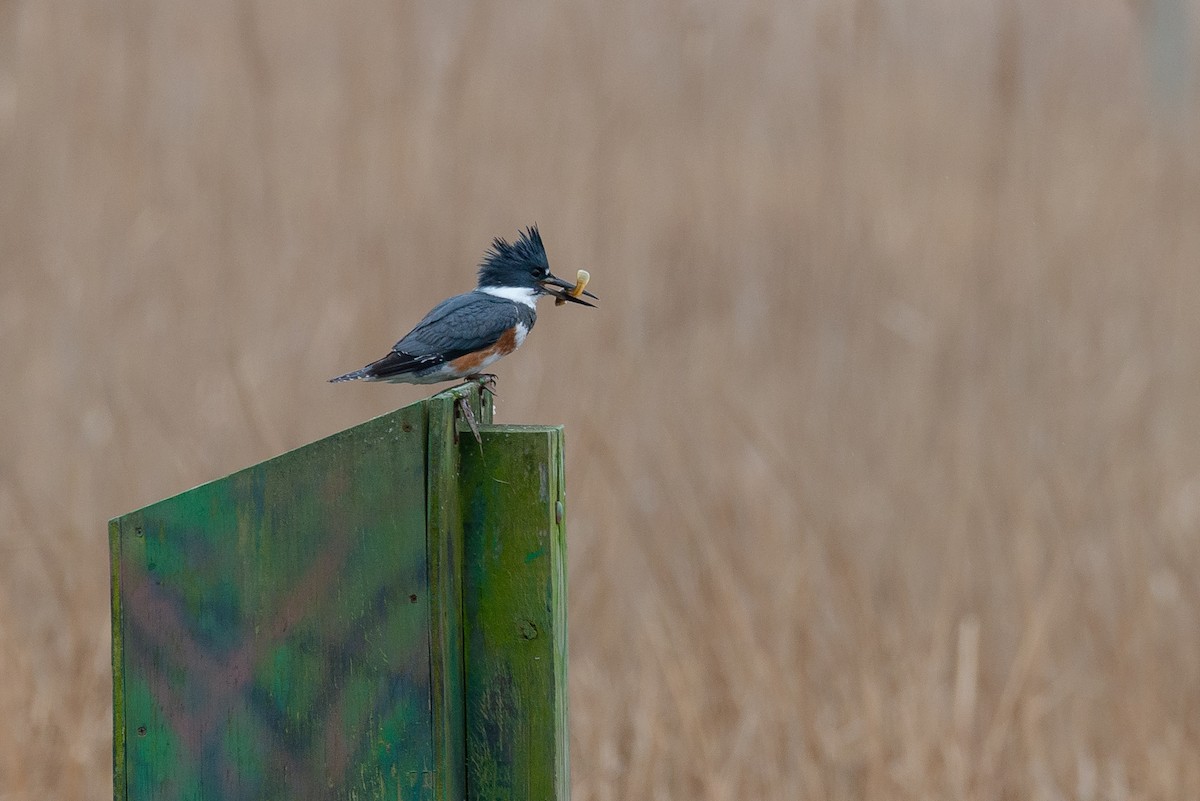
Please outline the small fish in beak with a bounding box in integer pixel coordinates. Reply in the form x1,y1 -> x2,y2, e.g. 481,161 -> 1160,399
540,270 -> 598,307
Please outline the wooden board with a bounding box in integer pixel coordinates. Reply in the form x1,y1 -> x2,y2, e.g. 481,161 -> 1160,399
112,404 -> 434,801
425,386 -> 491,801
111,384 -> 569,801
460,425 -> 570,801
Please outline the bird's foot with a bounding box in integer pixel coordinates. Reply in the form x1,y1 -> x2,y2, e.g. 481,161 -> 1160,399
470,374 -> 498,397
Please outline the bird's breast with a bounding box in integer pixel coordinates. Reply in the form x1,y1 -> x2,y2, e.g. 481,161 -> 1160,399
513,321 -> 529,348
446,323 -> 528,375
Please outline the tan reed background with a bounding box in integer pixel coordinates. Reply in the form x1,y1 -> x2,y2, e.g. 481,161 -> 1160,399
2,1 -> 1200,798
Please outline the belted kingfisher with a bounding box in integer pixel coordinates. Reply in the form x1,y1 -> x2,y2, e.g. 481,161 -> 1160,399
329,225 -> 595,387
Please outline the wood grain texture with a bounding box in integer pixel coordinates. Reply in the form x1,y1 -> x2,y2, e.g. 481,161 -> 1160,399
110,384 -> 567,801
426,384 -> 486,801
460,426 -> 569,801
110,520 -> 126,801
111,404 -> 434,801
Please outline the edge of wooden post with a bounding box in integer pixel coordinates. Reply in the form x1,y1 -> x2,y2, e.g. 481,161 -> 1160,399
427,383 -> 491,801
109,518 -> 126,801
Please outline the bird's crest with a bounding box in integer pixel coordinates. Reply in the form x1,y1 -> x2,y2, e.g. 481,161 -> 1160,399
478,225 -> 548,282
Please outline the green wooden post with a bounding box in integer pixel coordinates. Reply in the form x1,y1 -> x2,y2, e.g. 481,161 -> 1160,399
110,385 -> 568,801
460,427 -> 570,801
426,388 -> 492,801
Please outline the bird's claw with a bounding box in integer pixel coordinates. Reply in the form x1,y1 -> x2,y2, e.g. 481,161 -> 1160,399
472,374 -> 498,397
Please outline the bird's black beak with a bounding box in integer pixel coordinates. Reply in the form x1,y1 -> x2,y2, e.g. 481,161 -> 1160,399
539,273 -> 598,307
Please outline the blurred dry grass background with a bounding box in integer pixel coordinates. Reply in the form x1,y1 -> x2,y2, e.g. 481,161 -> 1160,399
3,1 -> 1200,798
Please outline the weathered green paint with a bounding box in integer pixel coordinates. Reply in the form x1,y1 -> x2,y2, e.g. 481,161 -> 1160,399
111,404 -> 434,800
110,384 -> 568,801
111,519 -> 126,801
460,426 -> 570,801
426,384 -> 491,801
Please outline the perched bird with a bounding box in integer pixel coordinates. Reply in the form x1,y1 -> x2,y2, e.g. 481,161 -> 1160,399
330,225 -> 595,387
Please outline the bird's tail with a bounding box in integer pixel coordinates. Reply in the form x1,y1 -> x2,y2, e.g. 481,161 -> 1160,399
328,367 -> 373,383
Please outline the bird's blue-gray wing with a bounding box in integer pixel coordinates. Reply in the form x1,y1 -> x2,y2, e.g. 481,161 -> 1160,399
360,293 -> 520,379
